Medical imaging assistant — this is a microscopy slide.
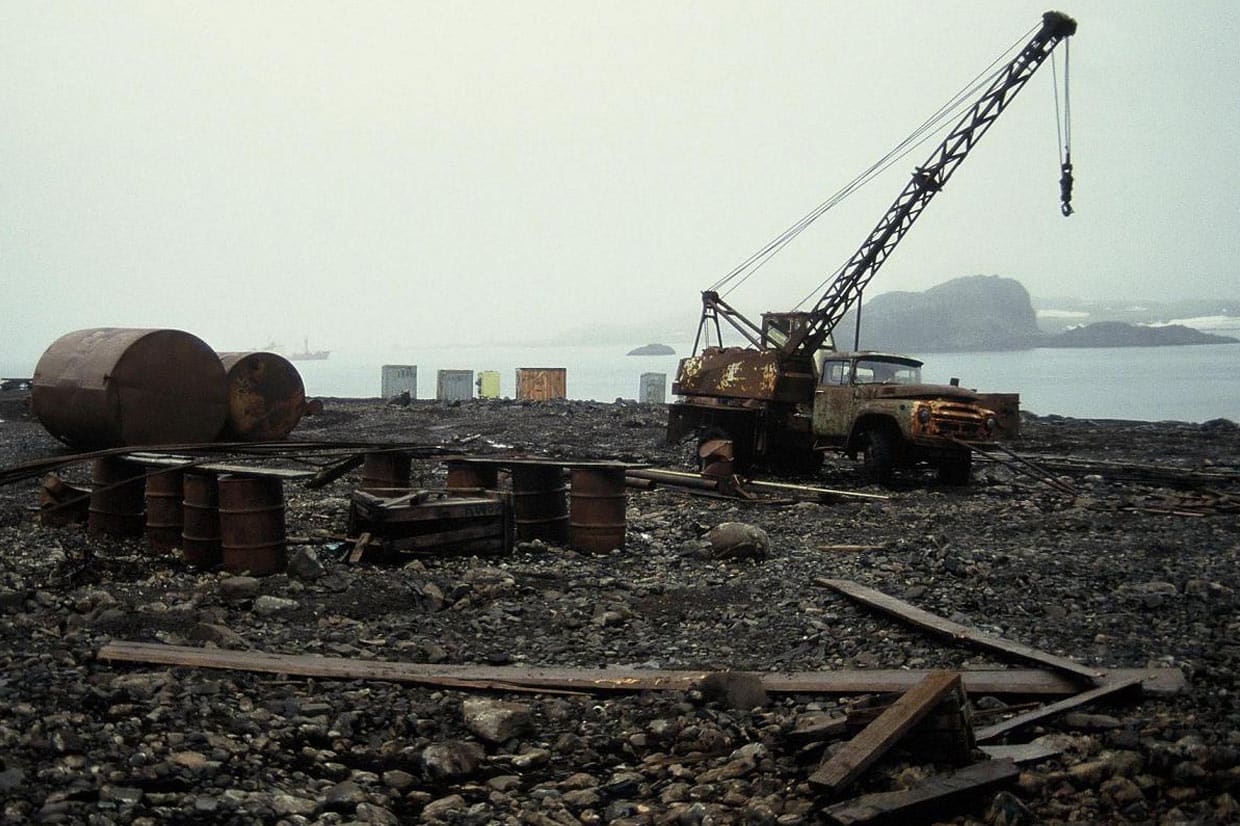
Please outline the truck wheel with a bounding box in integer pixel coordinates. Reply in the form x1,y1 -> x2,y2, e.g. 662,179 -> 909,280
937,451 -> 972,486
862,430 -> 895,487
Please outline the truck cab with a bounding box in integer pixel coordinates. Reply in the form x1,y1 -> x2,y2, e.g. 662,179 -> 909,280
812,352 -> 998,484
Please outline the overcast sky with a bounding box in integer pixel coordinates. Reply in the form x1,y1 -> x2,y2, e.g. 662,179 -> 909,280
3,1 -> 1237,365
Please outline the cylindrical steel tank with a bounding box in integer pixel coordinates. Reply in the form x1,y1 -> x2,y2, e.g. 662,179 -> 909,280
511,464 -> 568,544
216,352 -> 307,441
569,467 -> 627,553
218,475 -> 287,576
32,328 -> 228,448
144,468 -> 184,554
181,472 -> 221,567
89,457 -> 146,538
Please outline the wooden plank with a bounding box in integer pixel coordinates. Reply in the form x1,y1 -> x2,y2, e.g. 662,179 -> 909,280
809,671 -> 961,794
822,758 -> 1020,825
974,677 -> 1143,743
979,742 -> 1062,765
94,642 -> 1184,697
124,453 -> 315,479
816,578 -> 1104,683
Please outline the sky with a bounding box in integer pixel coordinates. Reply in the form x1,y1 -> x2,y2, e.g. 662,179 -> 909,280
3,1 -> 1237,367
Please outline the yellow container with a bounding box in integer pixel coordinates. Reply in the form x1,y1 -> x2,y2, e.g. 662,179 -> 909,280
477,370 -> 501,399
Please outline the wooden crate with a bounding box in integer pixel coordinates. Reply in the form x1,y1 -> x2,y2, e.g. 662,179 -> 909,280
349,490 -> 510,557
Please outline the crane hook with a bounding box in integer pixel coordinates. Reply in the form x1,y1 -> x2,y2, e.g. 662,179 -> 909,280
1059,157 -> 1074,217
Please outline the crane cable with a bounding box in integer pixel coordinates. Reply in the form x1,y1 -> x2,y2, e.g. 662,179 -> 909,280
1053,39 -> 1073,216
709,22 -> 1041,301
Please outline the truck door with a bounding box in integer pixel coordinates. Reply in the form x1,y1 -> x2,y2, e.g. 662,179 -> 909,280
812,358 -> 854,444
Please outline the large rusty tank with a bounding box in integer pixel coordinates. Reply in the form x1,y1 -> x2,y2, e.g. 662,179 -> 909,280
32,328 -> 228,448
216,352 -> 306,441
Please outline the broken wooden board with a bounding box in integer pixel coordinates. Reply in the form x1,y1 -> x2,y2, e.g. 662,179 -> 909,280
95,641 -> 1185,697
124,453 -> 315,479
815,578 -> 1104,683
821,758 -> 1020,825
349,490 -> 509,557
978,742 -> 1062,766
809,671 -> 962,794
975,677 -> 1143,743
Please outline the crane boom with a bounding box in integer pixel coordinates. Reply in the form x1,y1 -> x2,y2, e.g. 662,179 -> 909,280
695,11 -> 1076,358
670,11 -> 1077,477
781,10 -> 1077,356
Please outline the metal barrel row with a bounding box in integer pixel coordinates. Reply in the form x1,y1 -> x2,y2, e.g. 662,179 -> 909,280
381,365 -> 667,403
87,456 -> 287,575
31,328 -> 309,449
361,454 -> 629,555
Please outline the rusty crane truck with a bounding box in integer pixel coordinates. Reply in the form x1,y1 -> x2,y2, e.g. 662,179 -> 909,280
667,11 -> 1077,485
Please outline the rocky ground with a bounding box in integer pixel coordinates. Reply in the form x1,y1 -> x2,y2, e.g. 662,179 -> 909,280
1,392 -> 1238,825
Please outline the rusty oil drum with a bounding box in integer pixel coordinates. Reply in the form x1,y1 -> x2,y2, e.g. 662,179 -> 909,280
217,475 -> 287,576
445,460 -> 499,493
216,352 -> 307,441
89,457 -> 146,538
361,451 -> 411,493
32,328 -> 228,448
144,468 -> 184,554
181,472 -> 222,566
569,467 -> 627,553
511,464 -> 568,544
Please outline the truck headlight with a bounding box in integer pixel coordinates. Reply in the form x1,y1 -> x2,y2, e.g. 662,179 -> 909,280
916,406 -> 931,425
984,416 -> 997,432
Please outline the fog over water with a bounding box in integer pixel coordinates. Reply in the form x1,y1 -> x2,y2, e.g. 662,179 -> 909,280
3,2 -> 1237,375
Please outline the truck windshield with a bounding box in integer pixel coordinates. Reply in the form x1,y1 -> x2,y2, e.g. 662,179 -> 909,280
853,359 -> 921,385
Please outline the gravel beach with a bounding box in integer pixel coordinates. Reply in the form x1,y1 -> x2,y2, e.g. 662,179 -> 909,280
1,393 -> 1238,825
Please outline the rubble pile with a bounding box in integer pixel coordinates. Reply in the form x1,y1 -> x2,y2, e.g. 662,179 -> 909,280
0,397 -> 1237,824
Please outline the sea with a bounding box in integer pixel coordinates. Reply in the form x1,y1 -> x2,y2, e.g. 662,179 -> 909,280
3,341 -> 1235,423
283,342 -> 1239,424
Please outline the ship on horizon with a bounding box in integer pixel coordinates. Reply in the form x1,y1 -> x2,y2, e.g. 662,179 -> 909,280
262,338 -> 330,361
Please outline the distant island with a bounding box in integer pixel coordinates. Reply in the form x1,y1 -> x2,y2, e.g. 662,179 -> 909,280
839,275 -> 1238,352
627,343 -> 675,356
1042,322 -> 1236,348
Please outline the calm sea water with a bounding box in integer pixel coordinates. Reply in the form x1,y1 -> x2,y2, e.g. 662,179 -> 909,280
288,343 -> 1238,423
4,343 -> 1236,423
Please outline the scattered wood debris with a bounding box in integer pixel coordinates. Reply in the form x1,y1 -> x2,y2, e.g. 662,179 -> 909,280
809,671 -> 963,795
975,677 -> 1143,743
94,641 -> 1185,697
821,758 -> 1020,825
816,578 -> 1104,682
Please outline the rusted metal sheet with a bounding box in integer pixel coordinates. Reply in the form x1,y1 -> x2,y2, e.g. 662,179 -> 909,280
218,475 -> 286,576
673,348 -> 781,400
569,467 -> 626,553
515,368 -> 566,401
217,352 -> 306,442
976,393 -> 1020,438
32,328 -> 228,448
